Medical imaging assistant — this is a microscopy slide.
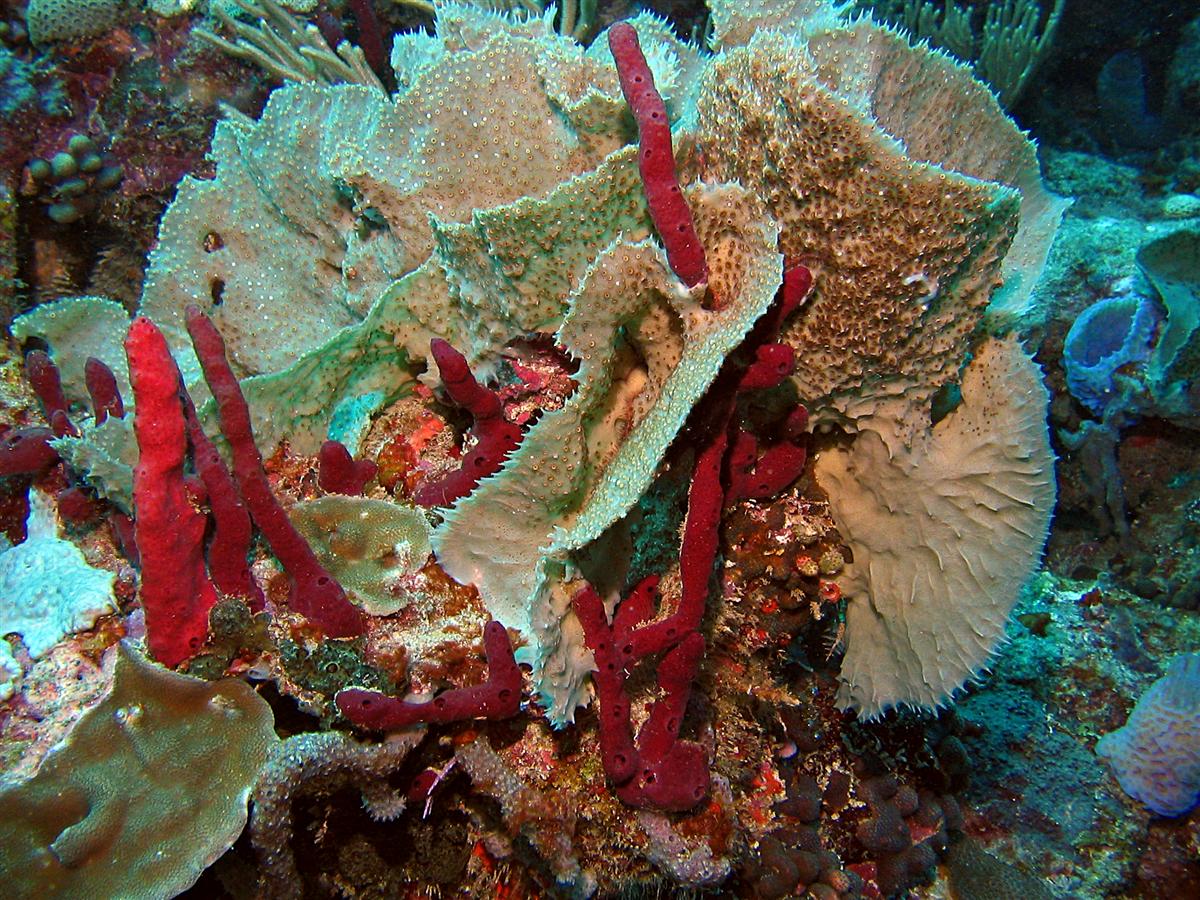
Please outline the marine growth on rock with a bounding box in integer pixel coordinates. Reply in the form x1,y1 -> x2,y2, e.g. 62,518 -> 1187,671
0,1 -> 1071,896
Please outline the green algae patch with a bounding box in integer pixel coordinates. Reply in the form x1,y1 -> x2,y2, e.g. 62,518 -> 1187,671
0,642 -> 278,898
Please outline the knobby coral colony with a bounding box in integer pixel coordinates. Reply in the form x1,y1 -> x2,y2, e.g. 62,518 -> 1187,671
0,0 -> 1066,897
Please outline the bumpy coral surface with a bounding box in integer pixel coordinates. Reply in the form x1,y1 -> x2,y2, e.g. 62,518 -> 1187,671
0,643 -> 278,897
1098,652 -> 1200,817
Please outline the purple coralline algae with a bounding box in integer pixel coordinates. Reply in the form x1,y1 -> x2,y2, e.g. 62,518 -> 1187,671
1097,652 -> 1200,817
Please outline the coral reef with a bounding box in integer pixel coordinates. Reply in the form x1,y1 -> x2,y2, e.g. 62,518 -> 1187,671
11,0 -> 1196,897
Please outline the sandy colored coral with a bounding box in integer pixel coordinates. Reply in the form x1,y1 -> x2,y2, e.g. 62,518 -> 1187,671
813,336 -> 1055,716
25,0 -> 126,46
0,643 -> 278,897
290,496 -> 432,615
697,28 -> 1020,442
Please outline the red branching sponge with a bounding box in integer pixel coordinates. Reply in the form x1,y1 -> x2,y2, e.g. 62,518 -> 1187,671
571,425 -> 724,811
185,305 -> 366,638
318,439 -> 377,495
574,579 -> 711,811
84,356 -> 124,423
0,427 -> 58,476
727,406 -> 810,503
571,577 -> 650,786
726,263 -> 814,502
572,262 -> 816,811
625,426 -> 728,661
609,22 -> 708,288
335,620 -> 523,729
738,343 -> 796,392
767,264 -> 814,335
413,339 -> 523,508
126,317 -> 220,667
617,633 -> 710,811
180,389 -> 264,610
25,350 -> 71,436
56,486 -> 101,525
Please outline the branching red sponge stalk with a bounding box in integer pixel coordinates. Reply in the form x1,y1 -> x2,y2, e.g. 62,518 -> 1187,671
727,406 -> 810,503
616,632 -> 709,811
726,263 -> 814,502
609,22 -> 708,288
84,357 -> 124,423
185,305 -> 366,637
571,262 -> 816,811
624,426 -> 727,661
571,425 -> 725,811
0,427 -> 58,476
180,388 -> 264,610
335,620 -> 523,729
126,317 -> 219,667
24,350 -> 71,436
318,439 -> 377,495
413,339 -> 523,508
571,578 -> 652,786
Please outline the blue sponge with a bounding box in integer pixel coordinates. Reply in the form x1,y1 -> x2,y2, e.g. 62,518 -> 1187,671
1063,294 -> 1159,416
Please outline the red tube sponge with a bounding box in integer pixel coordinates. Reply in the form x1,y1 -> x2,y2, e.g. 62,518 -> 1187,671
25,350 -> 71,436
126,317 -> 219,667
185,305 -> 365,637
84,356 -> 124,423
336,620 -> 522,729
0,427 -> 58,476
180,389 -> 264,610
609,22 -> 708,288
318,440 -> 377,495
